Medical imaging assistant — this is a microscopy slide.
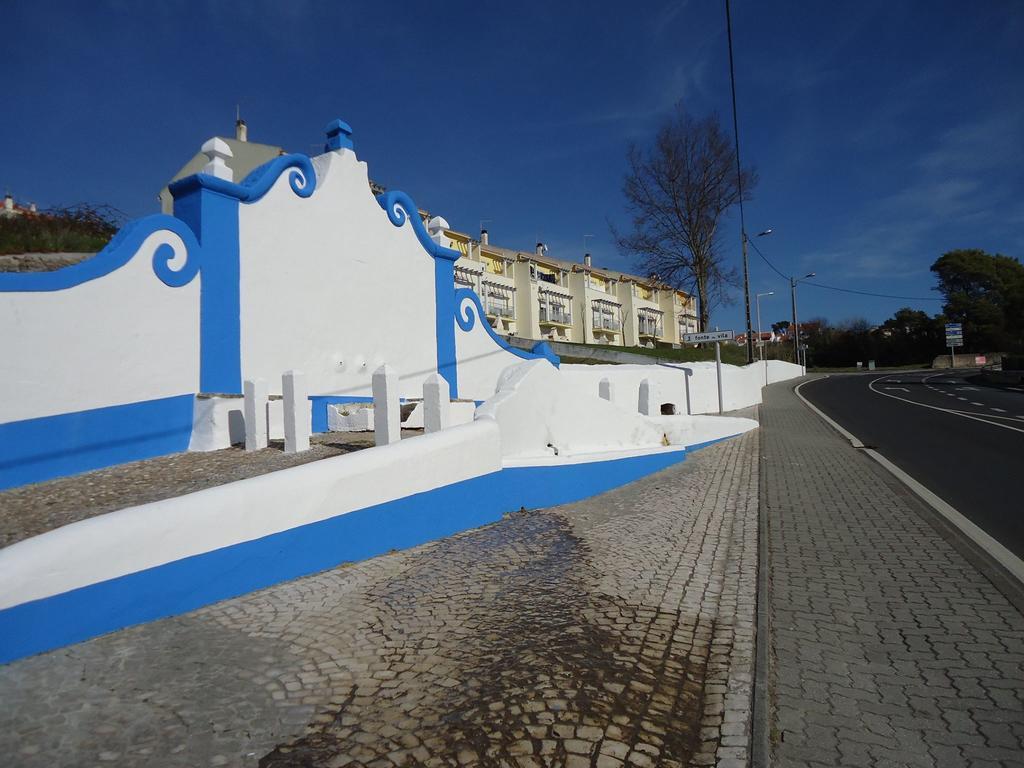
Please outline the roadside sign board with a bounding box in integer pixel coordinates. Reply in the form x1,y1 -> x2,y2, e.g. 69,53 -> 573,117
945,323 -> 963,347
683,330 -> 734,344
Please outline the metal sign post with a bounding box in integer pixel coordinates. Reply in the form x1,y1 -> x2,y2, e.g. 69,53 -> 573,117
944,322 -> 964,368
683,330 -> 734,414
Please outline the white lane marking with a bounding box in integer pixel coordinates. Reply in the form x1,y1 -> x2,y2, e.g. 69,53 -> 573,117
957,386 -> 979,392
1009,387 -> 1023,392
869,376 -> 1024,434
957,397 -> 968,401
970,402 -> 984,406
795,379 -> 1024,587
885,387 -> 910,392
992,408 -> 1006,413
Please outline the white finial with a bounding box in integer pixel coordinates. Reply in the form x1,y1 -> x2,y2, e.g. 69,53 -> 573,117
201,137 -> 234,181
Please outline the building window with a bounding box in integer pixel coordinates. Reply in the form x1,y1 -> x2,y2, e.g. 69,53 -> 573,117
638,307 -> 664,338
482,282 -> 516,319
591,301 -> 621,331
538,291 -> 572,325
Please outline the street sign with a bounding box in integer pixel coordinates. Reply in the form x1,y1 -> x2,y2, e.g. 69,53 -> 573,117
945,322 -> 963,347
683,330 -> 734,344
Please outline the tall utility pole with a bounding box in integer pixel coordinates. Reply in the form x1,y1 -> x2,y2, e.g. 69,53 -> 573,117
725,0 -> 754,363
789,272 -> 815,366
741,232 -> 753,363
790,277 -> 799,364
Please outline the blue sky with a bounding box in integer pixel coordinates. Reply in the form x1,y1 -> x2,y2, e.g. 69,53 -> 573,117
4,1 -> 1022,331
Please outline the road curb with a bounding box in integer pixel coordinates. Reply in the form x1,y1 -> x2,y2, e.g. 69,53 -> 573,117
793,377 -> 1024,600
751,404 -> 772,768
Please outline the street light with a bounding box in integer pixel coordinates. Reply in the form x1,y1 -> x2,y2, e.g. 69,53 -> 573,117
791,272 -> 815,369
742,230 -> 780,363
755,291 -> 774,361
755,229 -> 816,369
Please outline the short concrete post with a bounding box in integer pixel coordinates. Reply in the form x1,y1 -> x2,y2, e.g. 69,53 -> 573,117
638,378 -> 653,415
243,378 -> 268,451
599,377 -> 614,402
372,364 -> 401,446
423,373 -> 450,433
201,137 -> 234,181
282,370 -> 310,454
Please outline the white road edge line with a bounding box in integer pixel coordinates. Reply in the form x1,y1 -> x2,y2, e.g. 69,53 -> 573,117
795,378 -> 1024,587
868,375 -> 1024,434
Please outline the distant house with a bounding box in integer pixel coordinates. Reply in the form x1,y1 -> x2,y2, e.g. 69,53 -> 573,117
1,192 -> 39,219
158,119 -> 286,214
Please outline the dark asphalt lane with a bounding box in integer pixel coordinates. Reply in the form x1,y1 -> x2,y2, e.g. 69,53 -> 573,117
801,371 -> 1024,560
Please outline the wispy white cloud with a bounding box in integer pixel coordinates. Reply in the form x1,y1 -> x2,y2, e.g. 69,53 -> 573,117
800,104 -> 1024,279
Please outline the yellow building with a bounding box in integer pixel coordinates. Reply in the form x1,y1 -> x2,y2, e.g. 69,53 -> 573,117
442,225 -> 699,349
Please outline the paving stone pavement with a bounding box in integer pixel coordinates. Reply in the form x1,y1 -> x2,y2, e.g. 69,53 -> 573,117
761,381 -> 1024,767
0,430 -> 419,548
1,428 -> 759,767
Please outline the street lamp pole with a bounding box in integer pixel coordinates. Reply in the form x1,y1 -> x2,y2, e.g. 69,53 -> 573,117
755,291 -> 774,361
742,232 -> 754,364
790,272 -> 815,368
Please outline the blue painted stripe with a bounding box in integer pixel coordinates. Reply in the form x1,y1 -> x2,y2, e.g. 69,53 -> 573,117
173,189 -> 242,393
435,259 -> 458,396
0,395 -> 195,491
0,446 -> 688,663
686,433 -> 743,452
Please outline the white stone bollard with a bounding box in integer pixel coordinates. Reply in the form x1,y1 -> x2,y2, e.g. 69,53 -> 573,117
598,377 -> 614,402
423,373 -> 450,433
372,364 -> 401,446
638,378 -> 653,416
243,378 -> 269,451
282,370 -> 310,454
201,137 -> 234,181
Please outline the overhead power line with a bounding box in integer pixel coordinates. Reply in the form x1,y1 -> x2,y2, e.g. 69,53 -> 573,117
747,235 -> 943,302
804,281 -> 943,301
747,238 -> 789,280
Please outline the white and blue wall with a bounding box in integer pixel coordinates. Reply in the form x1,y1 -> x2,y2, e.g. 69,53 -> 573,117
0,116 -> 800,665
0,119 -> 554,490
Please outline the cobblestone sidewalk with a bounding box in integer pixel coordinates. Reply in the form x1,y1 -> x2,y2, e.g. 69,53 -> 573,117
1,429 -> 759,767
761,381 -> 1024,767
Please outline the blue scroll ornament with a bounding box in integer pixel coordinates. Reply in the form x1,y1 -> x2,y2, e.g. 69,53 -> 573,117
168,153 -> 317,203
454,289 -> 560,367
0,215 -> 202,292
376,190 -> 460,262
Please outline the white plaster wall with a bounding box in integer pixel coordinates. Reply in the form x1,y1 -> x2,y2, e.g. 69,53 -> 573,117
238,150 -> 440,401
401,401 -> 476,429
765,360 -> 803,384
0,232 -> 200,423
454,292 -> 544,401
476,360 -> 666,459
558,359 -> 801,416
652,414 -> 759,446
0,419 -> 502,609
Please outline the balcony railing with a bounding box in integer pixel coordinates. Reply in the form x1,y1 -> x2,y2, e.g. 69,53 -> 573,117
486,304 -> 515,318
593,315 -> 621,331
539,307 -> 572,325
639,323 -> 664,337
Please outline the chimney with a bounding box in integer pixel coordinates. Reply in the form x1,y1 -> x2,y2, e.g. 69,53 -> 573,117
535,242 -> 547,256
480,228 -> 489,245
29,202 -> 37,213
584,253 -> 592,268
3,193 -> 12,212
235,117 -> 248,142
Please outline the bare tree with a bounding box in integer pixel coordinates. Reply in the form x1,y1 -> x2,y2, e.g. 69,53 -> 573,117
612,105 -> 757,332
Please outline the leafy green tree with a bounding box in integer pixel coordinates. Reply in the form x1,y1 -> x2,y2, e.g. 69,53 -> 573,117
931,249 -> 1024,353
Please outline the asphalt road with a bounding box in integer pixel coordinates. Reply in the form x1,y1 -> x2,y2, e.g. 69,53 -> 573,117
800,369 -> 1024,561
